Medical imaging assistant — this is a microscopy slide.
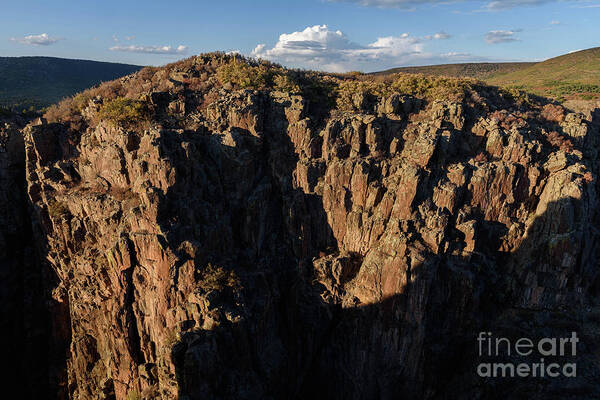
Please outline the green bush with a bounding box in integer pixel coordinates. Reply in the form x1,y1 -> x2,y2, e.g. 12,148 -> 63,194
198,263 -> 241,293
390,74 -> 475,101
273,73 -> 301,93
547,82 -> 600,96
126,390 -> 142,400
502,86 -> 532,105
217,58 -> 303,93
217,59 -> 272,89
335,73 -> 477,111
97,97 -> 150,128
336,80 -> 390,111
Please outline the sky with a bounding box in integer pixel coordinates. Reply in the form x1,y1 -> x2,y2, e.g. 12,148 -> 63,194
1,0 -> 599,72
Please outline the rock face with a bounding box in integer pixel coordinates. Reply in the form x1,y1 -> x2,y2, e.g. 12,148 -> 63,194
3,59 -> 600,399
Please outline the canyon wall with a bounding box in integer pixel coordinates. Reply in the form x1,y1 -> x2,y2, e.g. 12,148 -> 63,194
3,61 -> 600,399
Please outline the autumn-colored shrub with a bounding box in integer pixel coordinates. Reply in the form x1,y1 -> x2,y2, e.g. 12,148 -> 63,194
546,130 -> 574,152
540,103 -> 565,123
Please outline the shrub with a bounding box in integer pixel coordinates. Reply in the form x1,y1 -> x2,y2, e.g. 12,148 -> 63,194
97,97 -> 150,128
548,82 -> 600,97
126,390 -> 142,400
217,57 -> 304,93
217,59 -> 273,89
390,74 -> 475,101
48,200 -> 70,219
502,86 -> 532,106
336,80 -> 391,111
335,73 -> 477,111
273,73 -> 301,93
198,263 -> 242,293
44,91 -> 92,126
546,130 -> 574,152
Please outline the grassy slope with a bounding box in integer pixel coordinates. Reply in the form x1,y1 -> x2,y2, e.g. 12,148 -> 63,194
373,62 -> 534,80
0,56 -> 142,110
487,47 -> 600,100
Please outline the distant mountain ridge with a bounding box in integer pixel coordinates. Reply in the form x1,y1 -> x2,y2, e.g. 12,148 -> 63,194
372,62 -> 534,79
0,56 -> 142,110
374,47 -> 600,101
488,47 -> 600,100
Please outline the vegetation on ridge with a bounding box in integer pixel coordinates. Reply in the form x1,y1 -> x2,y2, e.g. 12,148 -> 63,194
487,47 -> 600,101
97,97 -> 150,128
41,52 -> 545,133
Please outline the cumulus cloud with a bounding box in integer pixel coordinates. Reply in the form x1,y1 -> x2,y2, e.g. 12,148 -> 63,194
10,33 -> 61,46
485,30 -> 520,43
251,25 -> 424,72
109,44 -> 188,55
331,0 -> 580,10
251,25 -> 478,72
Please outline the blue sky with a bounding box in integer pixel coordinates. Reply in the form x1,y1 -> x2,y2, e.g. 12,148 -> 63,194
1,0 -> 599,72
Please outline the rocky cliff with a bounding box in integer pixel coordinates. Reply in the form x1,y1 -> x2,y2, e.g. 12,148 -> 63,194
3,54 -> 600,399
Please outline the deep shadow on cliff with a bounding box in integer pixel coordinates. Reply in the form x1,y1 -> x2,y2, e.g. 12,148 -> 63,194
0,115 -> 70,398
170,194 -> 600,400
165,93 -> 600,399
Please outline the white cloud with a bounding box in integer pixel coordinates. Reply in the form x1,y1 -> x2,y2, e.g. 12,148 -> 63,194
485,30 -> 521,44
550,20 -> 561,24
10,33 -> 61,46
331,0 -> 581,10
486,0 -> 552,9
441,51 -> 471,57
425,31 -> 452,40
251,25 -> 423,72
112,35 -> 136,42
109,44 -> 188,55
251,25 -> 480,72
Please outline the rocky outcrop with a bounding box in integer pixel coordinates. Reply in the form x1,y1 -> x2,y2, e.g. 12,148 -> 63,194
4,58 -> 600,399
